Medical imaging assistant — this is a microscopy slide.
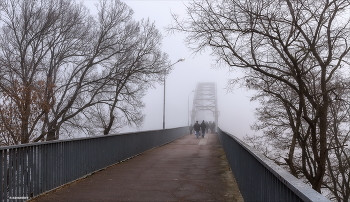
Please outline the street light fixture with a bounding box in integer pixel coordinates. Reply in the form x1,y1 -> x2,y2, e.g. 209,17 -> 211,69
163,58 -> 185,129
188,90 -> 194,126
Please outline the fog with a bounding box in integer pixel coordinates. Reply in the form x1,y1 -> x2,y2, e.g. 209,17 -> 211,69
84,0 -> 261,140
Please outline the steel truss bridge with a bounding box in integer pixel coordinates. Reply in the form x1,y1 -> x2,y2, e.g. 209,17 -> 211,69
190,82 -> 219,126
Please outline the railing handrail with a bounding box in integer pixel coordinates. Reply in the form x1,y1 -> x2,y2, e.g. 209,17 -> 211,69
218,128 -> 330,202
0,127 -> 185,150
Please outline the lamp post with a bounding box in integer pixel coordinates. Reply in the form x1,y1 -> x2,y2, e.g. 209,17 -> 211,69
188,90 -> 194,126
163,58 -> 185,129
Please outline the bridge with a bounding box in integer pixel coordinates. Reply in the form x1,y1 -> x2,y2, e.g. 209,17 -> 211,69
190,82 -> 219,126
0,83 -> 330,202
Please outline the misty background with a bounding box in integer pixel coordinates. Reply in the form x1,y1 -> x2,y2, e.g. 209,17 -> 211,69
83,0 -> 260,139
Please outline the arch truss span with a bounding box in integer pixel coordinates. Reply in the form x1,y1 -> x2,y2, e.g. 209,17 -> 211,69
190,82 -> 219,128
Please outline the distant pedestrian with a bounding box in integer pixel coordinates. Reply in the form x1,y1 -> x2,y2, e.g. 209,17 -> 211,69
193,121 -> 201,138
200,120 -> 206,138
189,124 -> 193,134
210,121 -> 216,133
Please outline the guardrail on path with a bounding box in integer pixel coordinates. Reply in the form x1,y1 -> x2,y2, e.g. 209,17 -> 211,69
0,127 -> 188,202
218,128 -> 330,202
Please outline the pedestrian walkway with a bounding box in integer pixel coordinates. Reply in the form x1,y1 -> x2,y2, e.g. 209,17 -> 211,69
30,132 -> 244,202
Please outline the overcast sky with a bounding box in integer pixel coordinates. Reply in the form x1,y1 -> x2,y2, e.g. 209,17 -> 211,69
83,0 -> 261,139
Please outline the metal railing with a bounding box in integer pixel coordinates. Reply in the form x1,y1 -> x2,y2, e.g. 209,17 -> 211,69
218,128 -> 330,202
0,127 -> 188,202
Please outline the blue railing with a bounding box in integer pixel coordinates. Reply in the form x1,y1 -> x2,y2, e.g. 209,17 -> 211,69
218,128 -> 330,202
0,127 -> 188,202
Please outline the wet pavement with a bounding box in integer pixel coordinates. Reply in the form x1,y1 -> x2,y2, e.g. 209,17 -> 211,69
30,132 -> 244,202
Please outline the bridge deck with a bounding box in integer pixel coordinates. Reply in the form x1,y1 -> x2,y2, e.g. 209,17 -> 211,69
30,132 -> 243,202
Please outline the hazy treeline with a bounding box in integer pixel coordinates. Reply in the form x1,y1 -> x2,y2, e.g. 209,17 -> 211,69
0,0 -> 170,145
169,0 -> 350,201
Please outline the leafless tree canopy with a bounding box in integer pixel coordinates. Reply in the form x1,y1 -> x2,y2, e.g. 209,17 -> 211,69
0,0 -> 169,144
168,0 -> 350,200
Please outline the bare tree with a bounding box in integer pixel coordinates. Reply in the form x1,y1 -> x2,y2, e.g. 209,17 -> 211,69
0,0 -> 88,143
42,0 -> 170,138
0,0 -> 170,144
78,1 -> 169,136
244,71 -> 350,201
168,0 -> 350,197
